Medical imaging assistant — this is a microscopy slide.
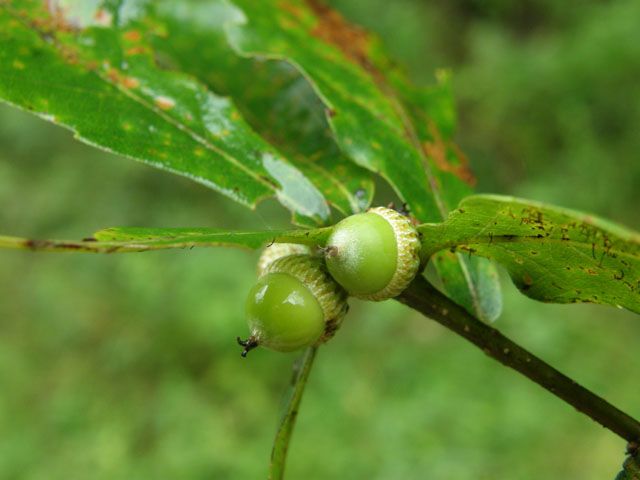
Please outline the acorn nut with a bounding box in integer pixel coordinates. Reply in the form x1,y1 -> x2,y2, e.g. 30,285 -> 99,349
324,207 -> 421,301
238,254 -> 348,356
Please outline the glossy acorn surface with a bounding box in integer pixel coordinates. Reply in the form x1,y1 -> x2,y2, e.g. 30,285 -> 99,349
325,211 -> 397,296
245,272 -> 325,353
240,255 -> 348,356
325,207 -> 421,301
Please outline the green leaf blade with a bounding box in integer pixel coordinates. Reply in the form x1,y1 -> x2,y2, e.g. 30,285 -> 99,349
224,0 -> 437,221
432,252 -> 503,323
421,195 -> 640,314
150,0 -> 374,218
0,0 -> 330,226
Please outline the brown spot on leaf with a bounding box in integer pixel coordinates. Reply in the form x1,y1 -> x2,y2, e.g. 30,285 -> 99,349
154,96 -> 175,111
125,46 -> 147,56
106,67 -> 121,83
23,239 -> 42,250
123,30 -> 142,42
93,8 -> 112,27
43,0 -> 78,32
520,207 -> 545,228
305,0 -> 374,72
278,0 -> 307,18
422,122 -> 476,186
122,76 -> 139,89
59,243 -> 85,250
59,44 -> 79,64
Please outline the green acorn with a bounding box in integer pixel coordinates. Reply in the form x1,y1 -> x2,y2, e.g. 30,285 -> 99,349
238,254 -> 348,356
324,206 -> 421,301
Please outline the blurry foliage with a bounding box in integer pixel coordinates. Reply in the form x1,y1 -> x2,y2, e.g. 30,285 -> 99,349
0,0 -> 638,478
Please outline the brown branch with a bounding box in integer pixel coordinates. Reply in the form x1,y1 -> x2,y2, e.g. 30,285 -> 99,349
397,275 -> 640,442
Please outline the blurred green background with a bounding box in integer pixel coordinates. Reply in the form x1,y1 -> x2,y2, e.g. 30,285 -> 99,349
1,0 -> 639,478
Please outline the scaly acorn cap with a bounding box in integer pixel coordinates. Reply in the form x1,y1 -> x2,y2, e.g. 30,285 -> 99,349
264,254 -> 349,342
359,207 -> 422,301
256,242 -> 311,277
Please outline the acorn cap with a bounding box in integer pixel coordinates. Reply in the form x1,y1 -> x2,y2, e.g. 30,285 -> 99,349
265,254 -> 349,342
256,243 -> 311,277
360,207 -> 422,301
